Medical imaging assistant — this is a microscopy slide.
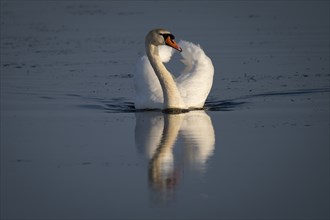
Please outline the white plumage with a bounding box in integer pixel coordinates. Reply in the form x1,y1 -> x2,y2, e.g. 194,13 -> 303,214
134,31 -> 214,110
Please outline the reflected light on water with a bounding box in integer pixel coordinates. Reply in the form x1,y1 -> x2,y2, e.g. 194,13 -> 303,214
135,111 -> 215,203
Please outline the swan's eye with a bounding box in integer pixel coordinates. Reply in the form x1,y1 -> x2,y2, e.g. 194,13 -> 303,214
160,33 -> 175,40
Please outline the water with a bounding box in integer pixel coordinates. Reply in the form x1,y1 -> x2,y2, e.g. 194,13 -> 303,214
1,1 -> 329,219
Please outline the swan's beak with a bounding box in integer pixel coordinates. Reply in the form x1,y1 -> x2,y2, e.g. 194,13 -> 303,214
165,36 -> 182,52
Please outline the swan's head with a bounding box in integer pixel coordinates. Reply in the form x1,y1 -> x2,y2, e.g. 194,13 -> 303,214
146,29 -> 182,52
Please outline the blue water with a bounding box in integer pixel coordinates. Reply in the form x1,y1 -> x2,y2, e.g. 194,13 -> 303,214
1,1 -> 329,219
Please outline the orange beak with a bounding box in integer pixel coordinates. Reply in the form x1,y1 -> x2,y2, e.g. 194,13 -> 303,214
165,36 -> 182,52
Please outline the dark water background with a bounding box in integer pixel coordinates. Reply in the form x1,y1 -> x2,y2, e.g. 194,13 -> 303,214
1,1 -> 329,219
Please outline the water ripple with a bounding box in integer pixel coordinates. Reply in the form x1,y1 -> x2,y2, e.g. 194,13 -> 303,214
75,87 -> 330,113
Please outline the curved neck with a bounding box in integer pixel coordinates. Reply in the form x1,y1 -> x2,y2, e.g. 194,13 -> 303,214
146,44 -> 186,109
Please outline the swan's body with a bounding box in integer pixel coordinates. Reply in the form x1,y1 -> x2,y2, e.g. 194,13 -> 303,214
134,29 -> 214,111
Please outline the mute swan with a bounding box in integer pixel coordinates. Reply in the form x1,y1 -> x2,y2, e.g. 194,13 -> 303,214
134,29 -> 214,111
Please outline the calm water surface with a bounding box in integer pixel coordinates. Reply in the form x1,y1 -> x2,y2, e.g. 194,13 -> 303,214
1,1 -> 329,219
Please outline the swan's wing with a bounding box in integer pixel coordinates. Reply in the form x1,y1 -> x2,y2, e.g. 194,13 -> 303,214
158,45 -> 175,63
134,55 -> 163,109
176,40 -> 214,108
134,46 -> 175,109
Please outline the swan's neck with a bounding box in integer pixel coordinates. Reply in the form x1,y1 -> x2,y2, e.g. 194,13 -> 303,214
146,44 -> 186,110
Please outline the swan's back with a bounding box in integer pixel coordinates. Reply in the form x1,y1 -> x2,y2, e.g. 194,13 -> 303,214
134,40 -> 214,109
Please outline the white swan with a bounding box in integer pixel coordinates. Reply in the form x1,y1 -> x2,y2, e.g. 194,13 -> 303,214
134,28 -> 214,111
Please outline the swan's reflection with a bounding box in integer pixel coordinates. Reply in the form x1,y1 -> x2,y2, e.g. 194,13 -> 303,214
135,111 -> 215,203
